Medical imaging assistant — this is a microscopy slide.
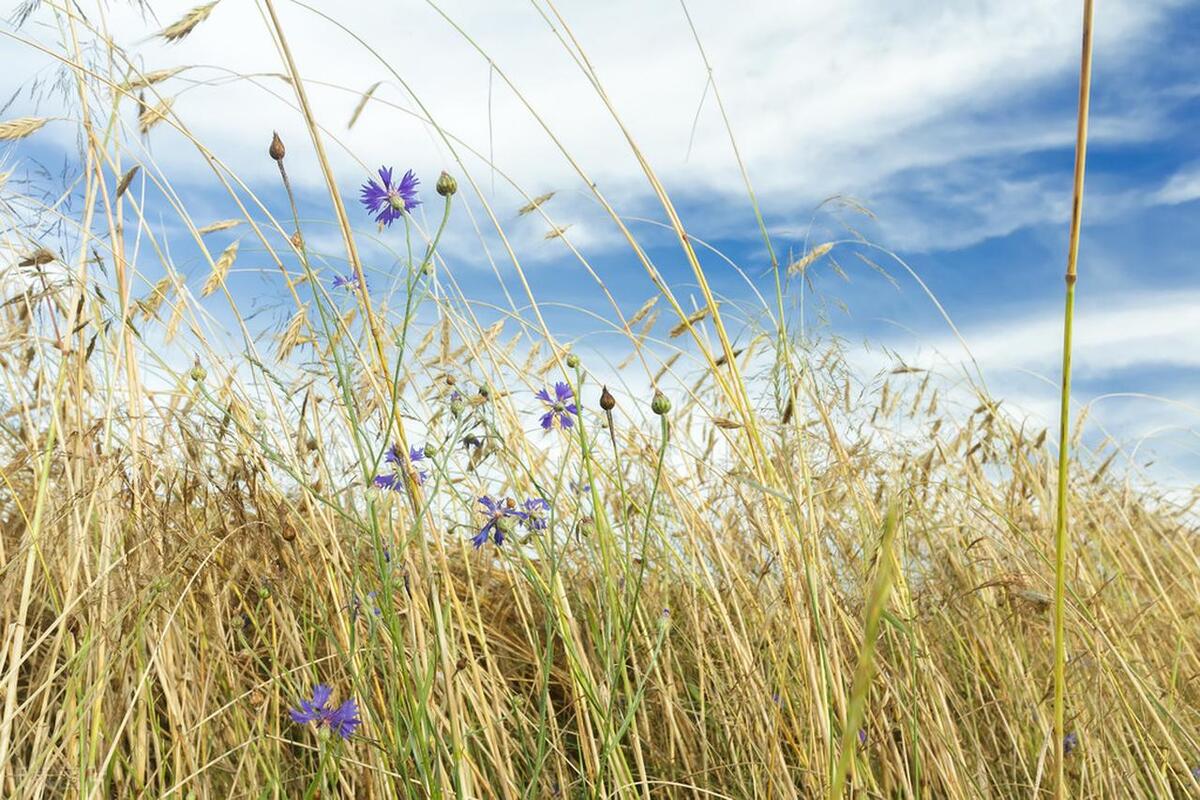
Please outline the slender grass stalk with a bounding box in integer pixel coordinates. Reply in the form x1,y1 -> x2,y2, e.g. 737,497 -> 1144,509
1053,2 -> 1095,797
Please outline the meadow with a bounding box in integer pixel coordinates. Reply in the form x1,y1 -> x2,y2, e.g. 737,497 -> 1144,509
1,1 -> 1199,798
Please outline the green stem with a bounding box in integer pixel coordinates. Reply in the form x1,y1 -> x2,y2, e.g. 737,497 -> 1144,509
1053,3 -> 1094,797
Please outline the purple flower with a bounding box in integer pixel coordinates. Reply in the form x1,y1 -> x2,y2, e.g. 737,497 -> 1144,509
360,167 -> 420,227
374,444 -> 427,490
332,272 -> 366,291
536,382 -> 577,431
372,473 -> 401,491
1191,763 -> 1200,781
1063,731 -> 1078,756
570,480 -> 590,494
472,496 -> 526,548
289,684 -> 362,740
522,497 -> 550,530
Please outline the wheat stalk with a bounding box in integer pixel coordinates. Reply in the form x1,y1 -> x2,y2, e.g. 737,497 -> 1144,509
119,68 -> 183,92
348,81 -> 381,129
138,98 -> 173,134
786,242 -> 834,275
157,2 -> 220,44
201,240 -> 239,297
0,117 -> 48,140
197,219 -> 242,235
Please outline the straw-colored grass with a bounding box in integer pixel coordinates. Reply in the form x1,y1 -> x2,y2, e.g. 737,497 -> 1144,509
1,2 -> 1197,799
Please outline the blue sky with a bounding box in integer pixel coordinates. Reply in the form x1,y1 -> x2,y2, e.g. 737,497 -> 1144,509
2,0 -> 1199,488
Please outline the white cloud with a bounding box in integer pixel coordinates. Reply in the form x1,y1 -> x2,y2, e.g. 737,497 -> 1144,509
2,0 -> 1189,260
1154,162 -> 1200,205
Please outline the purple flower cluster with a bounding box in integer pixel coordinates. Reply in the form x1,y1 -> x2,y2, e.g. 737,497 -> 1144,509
472,495 -> 552,548
360,167 -> 420,227
289,684 -> 361,740
373,444 -> 427,491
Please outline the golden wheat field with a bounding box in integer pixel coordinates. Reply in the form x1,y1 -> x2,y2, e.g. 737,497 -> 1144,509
1,0 -> 1199,797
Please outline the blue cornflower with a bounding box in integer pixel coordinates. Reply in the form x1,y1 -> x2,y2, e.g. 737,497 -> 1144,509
360,167 -> 421,227
1191,763 -> 1200,781
536,382 -> 577,431
289,684 -> 362,740
472,496 -> 526,548
373,444 -> 427,490
332,272 -> 366,291
1063,731 -> 1078,756
522,497 -> 550,530
570,480 -> 590,494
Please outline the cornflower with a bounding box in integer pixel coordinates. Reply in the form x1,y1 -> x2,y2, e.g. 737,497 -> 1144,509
360,166 -> 420,227
522,497 -> 550,530
373,444 -> 427,490
289,684 -> 361,740
472,496 -> 526,548
536,382 -> 577,431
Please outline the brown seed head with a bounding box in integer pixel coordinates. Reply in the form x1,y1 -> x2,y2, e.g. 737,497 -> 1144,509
600,385 -> 616,411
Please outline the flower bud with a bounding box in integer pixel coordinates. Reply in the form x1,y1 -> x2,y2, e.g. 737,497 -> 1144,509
436,171 -> 457,197
269,131 -> 286,161
566,353 -> 580,369
450,393 -> 465,418
478,383 -> 491,399
599,385 -> 616,411
651,389 -> 671,416
190,358 -> 206,382
423,442 -> 438,458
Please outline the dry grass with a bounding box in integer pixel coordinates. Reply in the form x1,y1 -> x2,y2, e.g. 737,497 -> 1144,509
1,2 -> 1198,799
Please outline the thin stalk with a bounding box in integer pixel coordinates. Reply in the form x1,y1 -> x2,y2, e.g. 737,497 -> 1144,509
1053,2 -> 1095,797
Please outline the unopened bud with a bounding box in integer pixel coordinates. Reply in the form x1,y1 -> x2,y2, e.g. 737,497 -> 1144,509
566,353 -> 580,369
478,383 -> 490,399
423,442 -> 438,457
190,358 -> 206,382
450,393 -> 465,417
599,385 -> 616,411
651,389 -> 671,416
269,131 -> 286,161
436,171 -> 457,197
